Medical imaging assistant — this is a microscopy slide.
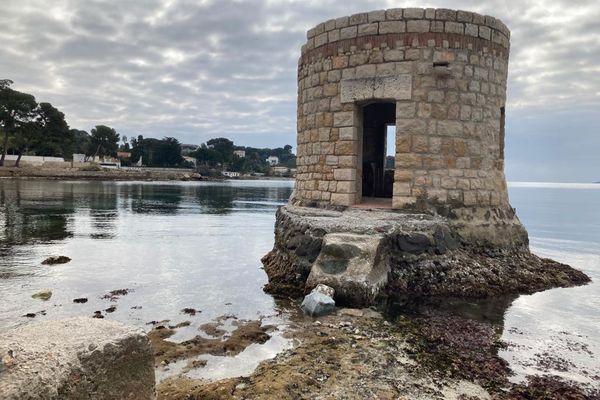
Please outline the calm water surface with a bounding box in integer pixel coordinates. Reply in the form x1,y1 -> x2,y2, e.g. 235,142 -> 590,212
0,179 -> 598,386
501,182 -> 600,387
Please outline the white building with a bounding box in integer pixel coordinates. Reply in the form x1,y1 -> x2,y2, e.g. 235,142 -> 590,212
233,150 -> 246,158
182,156 -> 197,167
266,156 -> 279,166
271,166 -> 290,175
181,144 -> 199,156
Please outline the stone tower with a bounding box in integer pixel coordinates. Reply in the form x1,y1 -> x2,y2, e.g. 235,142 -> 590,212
292,7 -> 512,219
263,8 -> 589,305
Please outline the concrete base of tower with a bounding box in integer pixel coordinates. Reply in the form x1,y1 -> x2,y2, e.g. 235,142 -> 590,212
262,205 -> 590,306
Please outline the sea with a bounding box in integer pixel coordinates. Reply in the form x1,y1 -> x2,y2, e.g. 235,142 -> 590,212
0,179 -> 598,386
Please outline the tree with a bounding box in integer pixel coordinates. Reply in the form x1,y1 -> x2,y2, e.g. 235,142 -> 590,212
120,135 -> 130,152
72,129 -> 92,155
206,137 -> 234,164
130,135 -> 144,164
130,136 -> 183,167
194,143 -> 220,166
33,102 -> 72,157
10,120 -> 41,167
0,80 -> 38,166
155,137 -> 183,167
90,125 -> 119,159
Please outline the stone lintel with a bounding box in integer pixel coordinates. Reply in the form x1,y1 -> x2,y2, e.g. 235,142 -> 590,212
340,75 -> 412,103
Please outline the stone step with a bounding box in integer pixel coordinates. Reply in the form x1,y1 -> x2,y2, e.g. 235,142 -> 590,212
307,232 -> 389,305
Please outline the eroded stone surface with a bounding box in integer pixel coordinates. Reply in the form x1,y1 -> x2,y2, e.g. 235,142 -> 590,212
307,233 -> 389,305
262,205 -> 590,304
340,75 -> 412,103
0,317 -> 155,400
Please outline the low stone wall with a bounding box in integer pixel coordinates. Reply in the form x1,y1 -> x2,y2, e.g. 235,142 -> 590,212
262,206 -> 590,305
0,318 -> 155,399
0,166 -> 201,181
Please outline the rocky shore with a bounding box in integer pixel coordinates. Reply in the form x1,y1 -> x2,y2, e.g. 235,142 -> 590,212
155,305 -> 599,400
0,318 -> 155,400
262,206 -> 590,305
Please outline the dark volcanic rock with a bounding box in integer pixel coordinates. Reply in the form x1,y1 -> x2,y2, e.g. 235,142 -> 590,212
42,256 -> 71,265
73,298 -> 88,304
101,288 -> 132,301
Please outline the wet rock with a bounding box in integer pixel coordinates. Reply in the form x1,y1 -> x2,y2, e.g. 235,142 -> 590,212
181,308 -> 200,316
168,321 -> 191,329
307,233 -> 389,305
396,233 -> 432,254
337,308 -> 364,318
31,290 -> 52,301
41,256 -> 71,265
263,205 -> 590,304
301,287 -> 336,317
0,317 -> 155,399
105,306 -> 116,313
101,288 -> 132,301
73,297 -> 88,303
149,319 -> 272,366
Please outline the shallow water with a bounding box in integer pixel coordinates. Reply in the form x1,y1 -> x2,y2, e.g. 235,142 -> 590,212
499,182 -> 600,387
0,179 -> 598,387
0,179 -> 296,380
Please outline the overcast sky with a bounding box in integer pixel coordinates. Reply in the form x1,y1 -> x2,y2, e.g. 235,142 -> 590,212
1,0 -> 598,182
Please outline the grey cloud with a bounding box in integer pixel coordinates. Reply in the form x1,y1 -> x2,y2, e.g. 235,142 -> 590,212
0,0 -> 599,180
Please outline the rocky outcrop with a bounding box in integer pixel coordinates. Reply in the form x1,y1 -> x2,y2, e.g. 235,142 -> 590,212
262,206 -> 590,306
0,317 -> 155,399
306,233 -> 389,305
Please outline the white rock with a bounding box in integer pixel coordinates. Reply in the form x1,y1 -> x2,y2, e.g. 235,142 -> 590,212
0,317 -> 155,399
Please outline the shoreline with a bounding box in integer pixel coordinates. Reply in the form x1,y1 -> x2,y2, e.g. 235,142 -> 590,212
0,167 -> 294,182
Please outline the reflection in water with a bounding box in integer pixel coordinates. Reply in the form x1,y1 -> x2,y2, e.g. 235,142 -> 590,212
0,179 -> 294,337
0,180 -> 73,247
125,184 -> 183,215
87,184 -> 119,239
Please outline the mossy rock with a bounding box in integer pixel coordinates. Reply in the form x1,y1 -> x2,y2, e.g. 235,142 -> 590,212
32,290 -> 52,301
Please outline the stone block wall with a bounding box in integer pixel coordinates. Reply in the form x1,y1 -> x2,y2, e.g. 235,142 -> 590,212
292,8 -> 512,214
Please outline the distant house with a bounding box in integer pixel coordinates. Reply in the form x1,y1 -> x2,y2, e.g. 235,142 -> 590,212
233,150 -> 246,158
271,166 -> 289,175
74,153 -> 126,165
181,144 -> 199,156
182,156 -> 197,167
222,171 -> 240,178
271,166 -> 296,177
266,156 -> 279,166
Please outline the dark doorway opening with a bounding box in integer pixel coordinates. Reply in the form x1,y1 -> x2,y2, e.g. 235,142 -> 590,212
361,102 -> 396,199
